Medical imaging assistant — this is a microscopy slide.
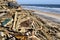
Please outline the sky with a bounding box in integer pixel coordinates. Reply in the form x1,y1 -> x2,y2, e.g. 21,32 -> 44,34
16,0 -> 60,4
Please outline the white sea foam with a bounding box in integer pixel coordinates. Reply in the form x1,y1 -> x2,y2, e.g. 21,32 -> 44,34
22,6 -> 60,14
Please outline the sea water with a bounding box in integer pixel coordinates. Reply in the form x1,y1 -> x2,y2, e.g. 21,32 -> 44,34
21,5 -> 60,14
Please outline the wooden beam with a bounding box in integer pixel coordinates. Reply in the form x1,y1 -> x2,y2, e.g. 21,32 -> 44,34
13,12 -> 17,31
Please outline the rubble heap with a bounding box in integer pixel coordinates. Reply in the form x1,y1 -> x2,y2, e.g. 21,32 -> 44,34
0,0 -> 60,40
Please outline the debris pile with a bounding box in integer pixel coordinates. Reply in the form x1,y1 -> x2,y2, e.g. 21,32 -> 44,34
0,0 -> 60,40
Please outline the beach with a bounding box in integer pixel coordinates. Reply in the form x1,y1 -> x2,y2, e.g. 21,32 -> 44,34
23,6 -> 60,24
33,10 -> 60,23
0,0 -> 60,40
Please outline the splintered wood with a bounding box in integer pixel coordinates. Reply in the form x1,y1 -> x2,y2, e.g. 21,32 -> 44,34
0,0 -> 60,40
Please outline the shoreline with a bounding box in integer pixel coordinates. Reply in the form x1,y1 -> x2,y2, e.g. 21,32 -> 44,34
34,10 -> 60,24
23,8 -> 60,24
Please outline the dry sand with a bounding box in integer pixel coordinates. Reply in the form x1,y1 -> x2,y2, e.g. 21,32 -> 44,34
32,10 -> 60,24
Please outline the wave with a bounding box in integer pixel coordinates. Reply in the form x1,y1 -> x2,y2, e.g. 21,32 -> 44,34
22,6 -> 60,14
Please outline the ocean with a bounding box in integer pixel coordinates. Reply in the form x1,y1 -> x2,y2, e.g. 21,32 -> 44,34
21,4 -> 60,14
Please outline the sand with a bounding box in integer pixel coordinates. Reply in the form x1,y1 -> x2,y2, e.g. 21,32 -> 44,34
30,10 -> 60,24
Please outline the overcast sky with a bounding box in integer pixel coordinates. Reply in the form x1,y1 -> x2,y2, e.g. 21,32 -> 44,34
17,0 -> 60,4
